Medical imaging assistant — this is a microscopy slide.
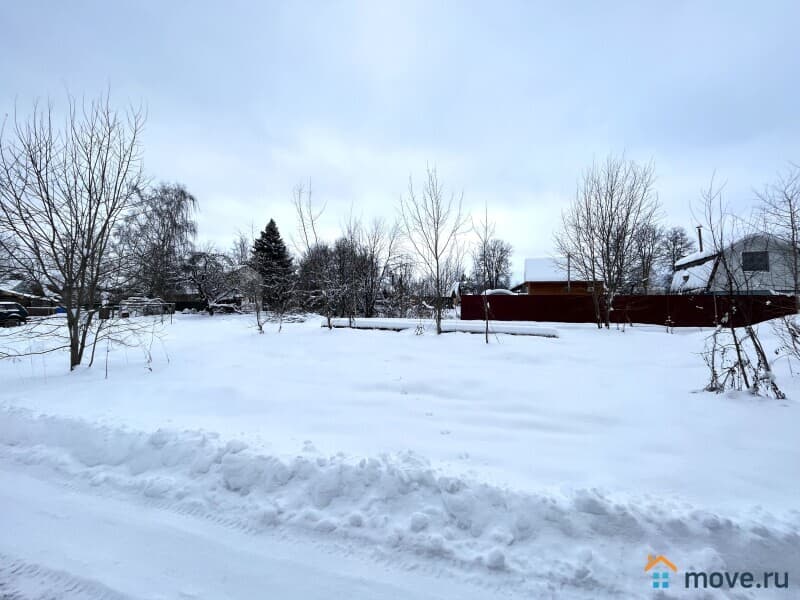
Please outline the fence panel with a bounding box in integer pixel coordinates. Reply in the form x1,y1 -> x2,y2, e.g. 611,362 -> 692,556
460,294 -> 796,327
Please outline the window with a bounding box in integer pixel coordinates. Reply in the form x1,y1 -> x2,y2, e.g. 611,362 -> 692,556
742,251 -> 769,272
652,571 -> 670,589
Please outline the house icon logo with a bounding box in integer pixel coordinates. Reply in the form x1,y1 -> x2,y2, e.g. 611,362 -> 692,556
645,554 -> 678,589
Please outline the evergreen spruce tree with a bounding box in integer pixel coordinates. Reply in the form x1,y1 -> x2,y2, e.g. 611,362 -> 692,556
252,219 -> 294,313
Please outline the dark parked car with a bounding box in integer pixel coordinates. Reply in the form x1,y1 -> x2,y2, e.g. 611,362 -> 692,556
0,301 -> 29,327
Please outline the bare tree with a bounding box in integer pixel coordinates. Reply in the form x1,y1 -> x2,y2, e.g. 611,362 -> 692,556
555,155 -> 660,327
399,167 -> 468,334
754,163 -> 800,370
757,163 -> 800,299
241,264 -> 268,333
296,242 -> 346,328
359,218 -> 401,318
224,227 -> 274,331
473,204 -> 494,343
291,180 -> 325,254
626,223 -> 663,293
555,180 -> 603,326
117,182 -> 198,299
472,238 -> 512,292
337,216 -> 402,319
384,253 -> 419,318
0,232 -> 17,281
181,246 -> 237,314
230,231 -> 252,267
291,181 -> 343,328
0,94 -> 145,369
659,226 -> 697,270
699,179 -> 784,399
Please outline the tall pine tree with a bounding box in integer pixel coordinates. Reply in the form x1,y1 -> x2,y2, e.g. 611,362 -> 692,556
252,219 -> 294,312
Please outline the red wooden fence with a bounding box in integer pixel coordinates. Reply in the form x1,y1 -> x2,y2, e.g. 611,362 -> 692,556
460,293 -> 796,327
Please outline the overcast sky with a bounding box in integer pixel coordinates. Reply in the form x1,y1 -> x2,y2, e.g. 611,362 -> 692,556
3,1 -> 799,281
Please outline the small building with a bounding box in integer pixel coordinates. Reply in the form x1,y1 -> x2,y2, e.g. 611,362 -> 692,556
522,257 -> 599,295
0,278 -> 52,305
670,233 -> 799,295
0,277 -> 60,314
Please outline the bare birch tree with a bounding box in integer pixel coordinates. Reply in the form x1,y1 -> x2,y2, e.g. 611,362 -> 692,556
230,231 -> 251,267
399,167 -> 468,334
116,182 -> 198,299
291,180 -> 324,254
0,94 -> 145,369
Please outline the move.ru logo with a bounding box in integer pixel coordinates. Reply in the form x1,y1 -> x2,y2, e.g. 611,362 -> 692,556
645,554 -> 678,589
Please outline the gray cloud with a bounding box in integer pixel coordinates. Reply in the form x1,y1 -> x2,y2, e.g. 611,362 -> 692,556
2,0 -> 799,281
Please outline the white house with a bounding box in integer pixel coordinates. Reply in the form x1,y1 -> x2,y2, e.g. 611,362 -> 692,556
670,233 -> 798,295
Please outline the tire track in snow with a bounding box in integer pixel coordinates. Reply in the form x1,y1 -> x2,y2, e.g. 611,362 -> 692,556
1,406 -> 798,599
0,554 -> 136,600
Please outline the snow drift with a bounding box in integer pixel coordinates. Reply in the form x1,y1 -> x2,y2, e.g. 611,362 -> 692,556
1,406 -> 797,598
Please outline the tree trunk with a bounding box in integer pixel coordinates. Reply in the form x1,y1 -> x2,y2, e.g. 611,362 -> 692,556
484,295 -> 489,344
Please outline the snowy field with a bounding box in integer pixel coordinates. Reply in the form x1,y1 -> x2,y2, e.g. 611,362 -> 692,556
1,314 -> 799,599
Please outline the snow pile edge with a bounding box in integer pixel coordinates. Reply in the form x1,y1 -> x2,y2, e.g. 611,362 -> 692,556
1,406 -> 797,597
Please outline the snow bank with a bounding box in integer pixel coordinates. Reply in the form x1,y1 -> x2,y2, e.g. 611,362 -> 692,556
1,406 -> 797,597
328,317 -> 559,338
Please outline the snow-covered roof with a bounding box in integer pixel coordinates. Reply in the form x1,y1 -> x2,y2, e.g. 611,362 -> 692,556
523,257 -> 569,282
0,279 -> 25,291
674,249 -> 717,268
670,259 -> 716,293
0,279 -> 42,299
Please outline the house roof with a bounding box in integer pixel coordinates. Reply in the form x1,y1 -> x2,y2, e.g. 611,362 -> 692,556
674,232 -> 792,269
0,279 -> 26,292
523,257 -> 569,283
0,279 -> 41,299
670,259 -> 716,293
644,555 -> 677,573
674,248 -> 717,269
669,232 -> 794,293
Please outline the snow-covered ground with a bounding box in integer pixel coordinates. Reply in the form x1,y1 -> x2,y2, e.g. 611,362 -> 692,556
1,315 -> 798,598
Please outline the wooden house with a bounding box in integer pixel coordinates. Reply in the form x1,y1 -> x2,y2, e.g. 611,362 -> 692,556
522,257 -> 599,296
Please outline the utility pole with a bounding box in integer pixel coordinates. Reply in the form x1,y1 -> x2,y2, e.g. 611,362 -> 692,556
567,253 -> 572,293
